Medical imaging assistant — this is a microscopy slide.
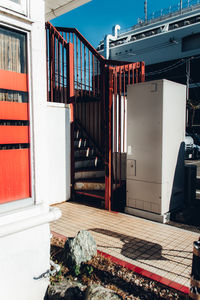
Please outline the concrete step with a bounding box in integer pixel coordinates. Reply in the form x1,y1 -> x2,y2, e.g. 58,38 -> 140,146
75,168 -> 105,180
74,147 -> 95,158
74,180 -> 105,191
75,157 -> 102,169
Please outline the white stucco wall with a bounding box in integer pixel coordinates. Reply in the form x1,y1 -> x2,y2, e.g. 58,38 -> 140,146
46,103 -> 71,205
1,223 -> 50,300
0,0 -> 62,299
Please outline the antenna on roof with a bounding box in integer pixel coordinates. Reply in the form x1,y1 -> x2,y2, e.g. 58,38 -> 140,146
180,0 -> 183,12
144,0 -> 148,22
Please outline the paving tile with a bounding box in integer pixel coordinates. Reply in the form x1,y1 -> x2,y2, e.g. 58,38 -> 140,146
50,202 -> 199,287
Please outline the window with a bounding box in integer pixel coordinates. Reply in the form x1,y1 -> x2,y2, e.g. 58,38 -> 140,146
0,0 -> 27,15
0,26 -> 27,102
0,26 -> 31,205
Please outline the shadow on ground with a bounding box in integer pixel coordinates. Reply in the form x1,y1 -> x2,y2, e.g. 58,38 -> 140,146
90,228 -> 164,261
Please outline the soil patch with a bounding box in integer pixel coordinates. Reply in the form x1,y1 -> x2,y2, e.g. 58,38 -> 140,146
50,236 -> 188,300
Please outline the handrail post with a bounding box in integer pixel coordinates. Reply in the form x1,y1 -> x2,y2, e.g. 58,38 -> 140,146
50,28 -> 55,102
140,61 -> 145,82
67,42 -> 74,103
67,42 -> 75,200
105,66 -> 113,211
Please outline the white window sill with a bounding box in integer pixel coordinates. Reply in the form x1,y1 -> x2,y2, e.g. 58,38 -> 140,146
0,205 -> 61,237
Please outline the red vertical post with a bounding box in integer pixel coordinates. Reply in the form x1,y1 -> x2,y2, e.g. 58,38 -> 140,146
140,61 -> 145,82
67,42 -> 74,102
62,34 -> 65,103
92,55 -> 95,96
114,69 -> 117,190
80,41 -> 82,96
118,68 -> 122,187
50,29 -> 55,102
46,27 -> 49,102
84,45 -> 86,95
123,69 -> 126,153
58,39 -> 61,102
88,51 -> 91,96
132,65 -> 135,85
128,65 -> 130,85
105,66 -> 113,211
76,36 -> 78,92
136,68 -> 139,84
97,61 -> 99,95
67,42 -> 75,200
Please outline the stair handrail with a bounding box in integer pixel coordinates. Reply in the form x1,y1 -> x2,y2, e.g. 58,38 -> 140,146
46,22 -> 69,47
55,26 -> 136,66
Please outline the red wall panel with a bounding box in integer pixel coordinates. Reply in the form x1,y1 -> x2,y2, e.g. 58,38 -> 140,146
0,102 -> 29,121
0,149 -> 31,204
0,70 -> 28,92
0,126 -> 29,144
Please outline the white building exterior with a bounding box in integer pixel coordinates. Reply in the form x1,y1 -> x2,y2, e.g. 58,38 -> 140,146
0,0 -> 90,299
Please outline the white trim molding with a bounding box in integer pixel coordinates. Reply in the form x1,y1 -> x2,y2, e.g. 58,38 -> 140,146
0,206 -> 61,237
0,0 -> 27,16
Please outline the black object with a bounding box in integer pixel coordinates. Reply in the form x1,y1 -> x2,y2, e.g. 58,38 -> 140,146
184,165 -> 197,207
189,240 -> 200,299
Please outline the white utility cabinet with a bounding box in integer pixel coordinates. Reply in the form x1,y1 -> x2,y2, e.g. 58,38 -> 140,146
125,79 -> 186,223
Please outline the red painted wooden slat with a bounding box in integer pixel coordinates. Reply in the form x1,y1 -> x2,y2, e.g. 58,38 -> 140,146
0,126 -> 29,144
0,102 -> 29,120
0,149 -> 31,203
0,70 -> 28,92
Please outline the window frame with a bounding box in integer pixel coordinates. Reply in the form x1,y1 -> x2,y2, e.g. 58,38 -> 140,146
0,0 -> 27,16
0,23 -> 35,214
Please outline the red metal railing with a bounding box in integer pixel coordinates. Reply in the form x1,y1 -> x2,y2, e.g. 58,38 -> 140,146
105,64 -> 145,210
46,22 -> 145,211
55,26 -> 105,100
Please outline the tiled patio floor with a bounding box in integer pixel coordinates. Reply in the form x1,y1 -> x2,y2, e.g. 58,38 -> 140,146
51,201 -> 199,287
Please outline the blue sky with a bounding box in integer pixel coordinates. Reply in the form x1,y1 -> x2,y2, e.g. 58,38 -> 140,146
52,0 -> 180,47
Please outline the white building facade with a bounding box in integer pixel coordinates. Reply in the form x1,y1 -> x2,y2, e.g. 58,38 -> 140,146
0,0 -> 90,299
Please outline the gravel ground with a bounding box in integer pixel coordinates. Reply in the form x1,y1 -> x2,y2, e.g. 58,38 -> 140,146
50,237 -> 187,300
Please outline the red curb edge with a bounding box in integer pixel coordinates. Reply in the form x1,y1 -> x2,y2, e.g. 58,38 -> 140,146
51,231 -> 189,295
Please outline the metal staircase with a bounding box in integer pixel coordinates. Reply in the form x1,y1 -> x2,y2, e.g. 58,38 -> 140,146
45,22 -> 145,210
74,121 -> 105,204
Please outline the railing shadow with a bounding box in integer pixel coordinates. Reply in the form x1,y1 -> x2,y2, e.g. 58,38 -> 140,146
90,228 -> 192,279
90,228 -> 164,261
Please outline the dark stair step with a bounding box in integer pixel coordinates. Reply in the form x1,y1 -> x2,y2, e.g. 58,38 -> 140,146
75,190 -> 105,200
75,177 -> 104,183
74,138 -> 88,148
75,157 -> 102,169
75,167 -> 105,180
196,176 -> 200,189
74,147 -> 95,158
75,178 -> 105,191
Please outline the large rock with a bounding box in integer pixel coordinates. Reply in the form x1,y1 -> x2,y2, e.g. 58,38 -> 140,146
85,284 -> 122,300
47,279 -> 86,300
63,230 -> 97,267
